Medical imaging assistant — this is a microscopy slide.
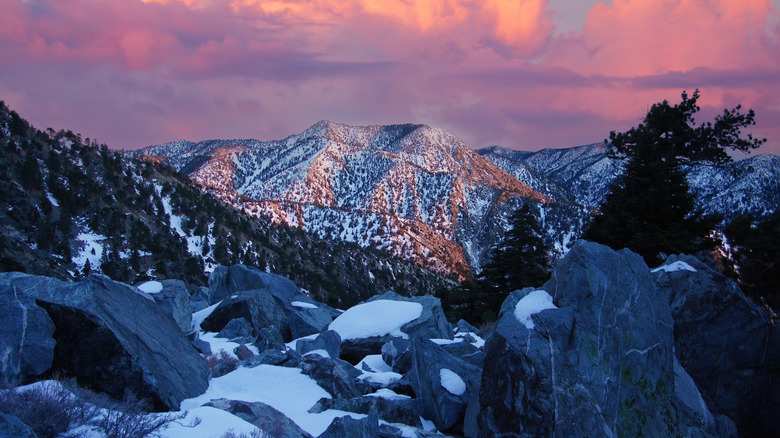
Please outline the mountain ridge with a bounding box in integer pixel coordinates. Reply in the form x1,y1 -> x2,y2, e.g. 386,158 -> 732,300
134,121 -> 553,280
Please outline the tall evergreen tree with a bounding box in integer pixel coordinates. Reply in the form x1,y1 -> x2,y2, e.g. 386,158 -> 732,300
480,203 -> 551,296
583,90 -> 765,265
725,211 -> 780,316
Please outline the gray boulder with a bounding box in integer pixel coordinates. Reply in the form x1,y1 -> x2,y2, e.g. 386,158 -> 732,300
336,292 -> 452,365
407,337 -> 481,434
0,283 -> 56,387
478,241 -> 721,437
381,338 -> 412,374
205,398 -> 312,438
203,265 -> 334,341
653,254 -> 780,436
200,289 -> 289,340
137,279 -> 192,333
255,326 -> 287,353
368,292 -> 453,340
0,413 -> 37,438
217,317 -> 255,344
297,354 -> 367,399
0,273 -> 209,411
310,396 -> 422,428
190,286 -> 210,313
318,411 -> 379,438
296,330 -> 341,359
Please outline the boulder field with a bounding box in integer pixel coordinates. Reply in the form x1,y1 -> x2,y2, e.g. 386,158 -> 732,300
1,241 -> 777,437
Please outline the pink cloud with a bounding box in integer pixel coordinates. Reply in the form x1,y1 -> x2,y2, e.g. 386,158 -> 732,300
0,0 -> 777,156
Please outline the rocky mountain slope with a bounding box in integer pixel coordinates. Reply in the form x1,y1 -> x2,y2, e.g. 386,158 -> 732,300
2,242 -> 777,437
133,122 -> 566,280
0,102 -> 456,307
478,143 -> 780,222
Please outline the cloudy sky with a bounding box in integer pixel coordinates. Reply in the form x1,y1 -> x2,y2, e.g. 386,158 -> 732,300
2,0 -> 779,154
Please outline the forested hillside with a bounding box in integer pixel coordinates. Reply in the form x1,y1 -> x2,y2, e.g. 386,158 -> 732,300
0,102 -> 456,307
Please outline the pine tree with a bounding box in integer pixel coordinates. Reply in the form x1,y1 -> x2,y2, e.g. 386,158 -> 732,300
725,211 -> 780,315
479,203 -> 551,296
583,90 -> 765,265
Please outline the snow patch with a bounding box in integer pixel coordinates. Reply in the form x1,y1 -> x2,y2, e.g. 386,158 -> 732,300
192,301 -> 221,331
327,300 -> 422,340
651,261 -> 698,273
291,301 -> 318,309
514,290 -> 557,330
179,365 -> 364,436
439,368 -> 466,396
137,281 -> 163,294
358,371 -> 403,387
366,388 -> 411,400
161,406 -> 260,438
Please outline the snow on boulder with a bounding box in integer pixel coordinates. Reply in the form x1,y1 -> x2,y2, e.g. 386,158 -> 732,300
439,368 -> 466,396
137,281 -> 163,294
651,260 -> 697,273
513,289 -> 557,330
328,300 -> 423,341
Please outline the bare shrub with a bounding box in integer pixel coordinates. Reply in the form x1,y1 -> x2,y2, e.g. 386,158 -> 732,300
0,380 -> 98,438
221,428 -> 266,438
0,379 -> 192,438
205,349 -> 239,376
85,390 -> 187,438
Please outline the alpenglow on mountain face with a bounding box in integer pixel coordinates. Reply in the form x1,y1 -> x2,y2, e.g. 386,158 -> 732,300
134,121 -> 551,280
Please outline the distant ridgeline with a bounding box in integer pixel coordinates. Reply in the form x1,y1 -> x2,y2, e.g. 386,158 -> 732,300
0,102 -> 456,308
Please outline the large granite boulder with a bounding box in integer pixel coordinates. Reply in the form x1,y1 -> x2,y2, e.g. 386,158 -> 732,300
203,265 -> 335,341
330,292 -> 452,364
0,283 -> 56,387
653,254 -> 780,436
407,337 -> 482,434
478,241 -> 722,437
136,279 -> 192,333
367,292 -> 453,340
0,273 -> 209,411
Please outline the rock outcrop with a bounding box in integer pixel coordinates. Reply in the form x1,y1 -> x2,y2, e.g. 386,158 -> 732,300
478,241 -> 722,437
0,273 -> 209,411
653,254 -> 780,436
0,283 -> 56,387
202,265 -> 336,341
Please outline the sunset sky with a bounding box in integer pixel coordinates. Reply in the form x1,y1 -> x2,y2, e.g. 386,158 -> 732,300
2,0 -> 779,154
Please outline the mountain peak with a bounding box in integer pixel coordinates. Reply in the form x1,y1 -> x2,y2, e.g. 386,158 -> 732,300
135,121 -> 550,279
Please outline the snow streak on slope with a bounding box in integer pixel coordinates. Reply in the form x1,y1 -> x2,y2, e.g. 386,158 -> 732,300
135,122 -> 551,280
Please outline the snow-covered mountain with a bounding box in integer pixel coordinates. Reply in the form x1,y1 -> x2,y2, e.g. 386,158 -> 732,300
479,143 -> 780,223
135,123 -> 779,280
134,121 -> 551,280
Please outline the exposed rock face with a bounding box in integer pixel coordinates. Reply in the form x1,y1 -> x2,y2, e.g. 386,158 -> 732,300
0,283 -> 56,387
318,411 -> 379,438
144,279 -> 193,333
407,337 -> 482,434
653,254 -> 780,436
297,354 -> 367,399
206,398 -> 312,438
203,265 -> 335,341
478,241 -> 721,437
0,273 -> 209,411
0,413 -> 37,438
296,330 -> 341,359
